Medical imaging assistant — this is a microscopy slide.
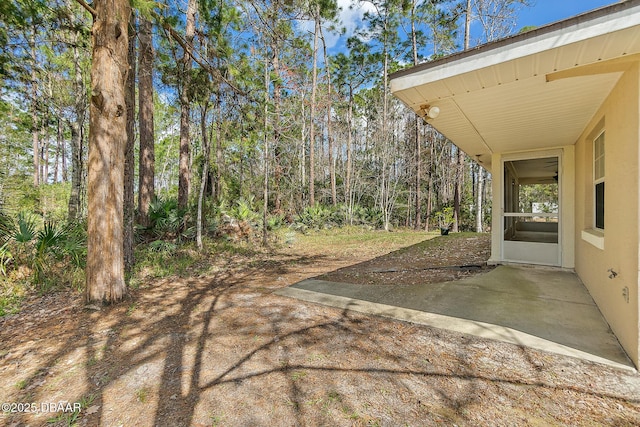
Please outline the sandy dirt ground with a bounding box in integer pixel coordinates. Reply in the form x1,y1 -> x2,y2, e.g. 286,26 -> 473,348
1,232 -> 639,426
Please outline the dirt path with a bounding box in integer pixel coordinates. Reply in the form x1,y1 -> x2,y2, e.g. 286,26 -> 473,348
318,233 -> 493,286
1,232 -> 639,426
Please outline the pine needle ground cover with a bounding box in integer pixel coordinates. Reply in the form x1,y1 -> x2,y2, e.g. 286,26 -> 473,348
1,230 -> 639,426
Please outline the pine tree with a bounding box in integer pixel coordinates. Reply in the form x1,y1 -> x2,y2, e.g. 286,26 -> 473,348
84,0 -> 130,303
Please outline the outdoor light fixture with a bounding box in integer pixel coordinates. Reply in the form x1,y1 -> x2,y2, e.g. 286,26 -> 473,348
420,104 -> 440,120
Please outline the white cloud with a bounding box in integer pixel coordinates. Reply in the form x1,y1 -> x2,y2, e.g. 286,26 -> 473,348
333,0 -> 376,48
297,0 -> 375,50
339,0 -> 374,35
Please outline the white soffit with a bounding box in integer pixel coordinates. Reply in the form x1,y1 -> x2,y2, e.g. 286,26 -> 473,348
390,1 -> 640,168
456,73 -> 622,154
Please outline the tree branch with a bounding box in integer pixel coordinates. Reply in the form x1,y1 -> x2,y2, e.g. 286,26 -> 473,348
74,0 -> 96,18
151,11 -> 245,96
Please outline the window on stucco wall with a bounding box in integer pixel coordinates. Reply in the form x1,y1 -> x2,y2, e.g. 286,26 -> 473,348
594,131 -> 605,230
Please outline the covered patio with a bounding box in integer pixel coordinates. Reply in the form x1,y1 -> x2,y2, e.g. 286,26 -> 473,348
277,263 -> 633,370
387,0 -> 640,368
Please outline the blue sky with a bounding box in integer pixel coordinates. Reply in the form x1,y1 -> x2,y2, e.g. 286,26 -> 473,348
516,0 -> 619,28
304,0 -> 624,59
319,0 -> 622,53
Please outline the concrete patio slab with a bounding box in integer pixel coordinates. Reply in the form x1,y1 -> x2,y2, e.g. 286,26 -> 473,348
275,265 -> 634,370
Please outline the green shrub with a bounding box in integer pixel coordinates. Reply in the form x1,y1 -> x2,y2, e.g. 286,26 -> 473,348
0,211 -> 85,289
352,205 -> 384,228
148,239 -> 178,254
292,203 -> 385,231
267,213 -> 285,231
147,197 -> 189,240
434,207 -> 454,229
231,198 -> 259,222
294,204 -> 335,230
218,197 -> 260,224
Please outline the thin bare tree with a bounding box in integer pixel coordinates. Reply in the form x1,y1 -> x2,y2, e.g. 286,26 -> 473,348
138,16 -> 155,225
178,0 -> 197,209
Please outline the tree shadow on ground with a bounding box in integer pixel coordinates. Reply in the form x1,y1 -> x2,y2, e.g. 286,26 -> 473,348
1,246 -> 640,426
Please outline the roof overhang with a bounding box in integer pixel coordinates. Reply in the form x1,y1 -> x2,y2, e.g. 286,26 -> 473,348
390,0 -> 640,170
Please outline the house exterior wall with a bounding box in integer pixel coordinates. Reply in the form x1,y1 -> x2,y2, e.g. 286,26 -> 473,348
574,63 -> 640,367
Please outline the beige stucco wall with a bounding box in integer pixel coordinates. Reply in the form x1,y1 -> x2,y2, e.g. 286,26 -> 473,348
574,63 -> 640,367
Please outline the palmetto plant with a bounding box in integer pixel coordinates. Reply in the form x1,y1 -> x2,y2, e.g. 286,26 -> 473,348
147,197 -> 189,239
292,204 -> 385,231
218,196 -> 260,224
31,221 -> 68,283
294,204 -> 334,230
231,198 -> 257,222
13,211 -> 37,243
1,212 -> 38,266
0,211 -> 85,285
0,212 -> 13,275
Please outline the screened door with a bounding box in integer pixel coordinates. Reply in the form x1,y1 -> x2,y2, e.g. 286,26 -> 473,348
502,156 -> 560,266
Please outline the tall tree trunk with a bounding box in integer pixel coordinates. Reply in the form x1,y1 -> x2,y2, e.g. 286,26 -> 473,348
345,88 -> 353,222
138,16 -> 155,226
328,67 -> 336,208
85,0 -> 130,303
262,55 -> 270,246
196,102 -> 210,250
309,6 -> 319,206
272,53 -> 283,212
475,166 -> 484,232
425,128 -> 434,232
320,26 -> 336,206
453,0 -> 473,233
68,28 -> 86,222
382,17 -> 391,231
466,1 -> 491,234
68,121 -> 82,219
453,147 -> 463,233
300,95 -> 306,198
54,115 -> 62,183
465,0 -> 472,49
61,118 -> 68,182
178,0 -> 197,210
411,1 -> 421,229
30,27 -> 40,187
42,73 -> 52,184
214,96 -> 223,202
43,132 -> 49,184
43,69 -> 57,184
415,120 -> 422,229
124,14 -> 136,272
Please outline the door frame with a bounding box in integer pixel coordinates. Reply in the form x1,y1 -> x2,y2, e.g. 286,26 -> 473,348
500,149 -> 563,267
